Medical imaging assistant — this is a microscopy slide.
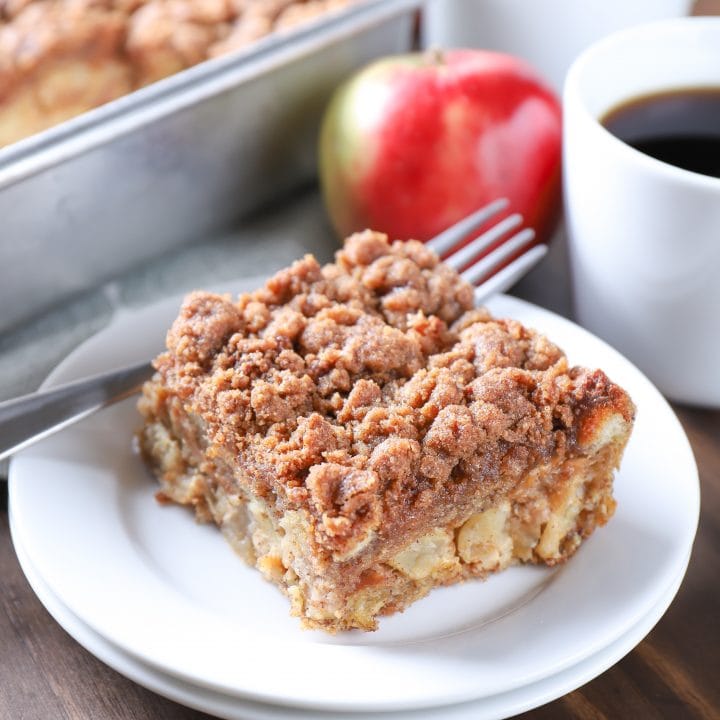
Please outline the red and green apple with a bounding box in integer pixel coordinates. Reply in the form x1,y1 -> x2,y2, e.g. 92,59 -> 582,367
319,49 -> 562,246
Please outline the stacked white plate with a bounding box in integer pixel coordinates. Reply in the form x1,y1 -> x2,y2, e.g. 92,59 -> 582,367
9,284 -> 700,720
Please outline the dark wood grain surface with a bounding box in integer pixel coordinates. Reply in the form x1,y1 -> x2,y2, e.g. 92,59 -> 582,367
1,405 -> 718,720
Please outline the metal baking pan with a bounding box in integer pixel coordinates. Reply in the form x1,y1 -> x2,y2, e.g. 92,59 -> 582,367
0,0 -> 421,332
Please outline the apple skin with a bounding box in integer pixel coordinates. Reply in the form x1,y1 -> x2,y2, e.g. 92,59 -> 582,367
319,49 -> 562,245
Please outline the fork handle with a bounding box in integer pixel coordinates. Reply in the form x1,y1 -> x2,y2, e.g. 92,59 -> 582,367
0,360 -> 154,463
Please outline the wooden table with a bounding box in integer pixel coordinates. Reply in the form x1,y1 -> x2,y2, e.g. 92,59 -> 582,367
1,405 -> 717,719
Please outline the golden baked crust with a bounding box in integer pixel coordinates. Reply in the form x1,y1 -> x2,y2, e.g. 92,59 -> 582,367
0,0 -> 353,146
138,232 -> 636,632
0,1 -> 132,143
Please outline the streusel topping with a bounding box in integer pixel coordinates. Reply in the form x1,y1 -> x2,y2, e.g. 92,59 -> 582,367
152,232 -> 634,556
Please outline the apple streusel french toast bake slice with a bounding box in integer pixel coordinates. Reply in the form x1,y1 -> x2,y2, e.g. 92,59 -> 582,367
138,231 -> 635,632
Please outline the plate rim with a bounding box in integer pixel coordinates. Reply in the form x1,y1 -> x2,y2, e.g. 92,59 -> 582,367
8,507 -> 691,720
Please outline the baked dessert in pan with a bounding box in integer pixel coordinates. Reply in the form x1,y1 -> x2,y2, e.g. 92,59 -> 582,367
0,0 -> 353,147
138,232 -> 635,632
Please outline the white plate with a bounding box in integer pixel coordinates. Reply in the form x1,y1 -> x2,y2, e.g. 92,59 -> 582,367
8,285 -> 700,712
10,509 -> 690,720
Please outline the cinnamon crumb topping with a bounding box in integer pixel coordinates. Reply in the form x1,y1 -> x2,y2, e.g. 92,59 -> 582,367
0,0 -> 355,143
149,231 -> 635,558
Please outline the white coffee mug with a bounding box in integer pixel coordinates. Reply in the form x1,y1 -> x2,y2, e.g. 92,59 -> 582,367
564,17 -> 720,407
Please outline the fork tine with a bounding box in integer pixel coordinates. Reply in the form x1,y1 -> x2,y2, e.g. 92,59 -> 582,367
461,227 -> 536,285
474,243 -> 548,305
426,198 -> 509,256
444,213 -> 523,271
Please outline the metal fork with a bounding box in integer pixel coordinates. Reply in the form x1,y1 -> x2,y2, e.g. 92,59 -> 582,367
0,199 -> 545,462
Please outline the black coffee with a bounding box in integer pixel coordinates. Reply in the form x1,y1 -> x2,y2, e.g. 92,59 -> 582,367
601,87 -> 720,178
